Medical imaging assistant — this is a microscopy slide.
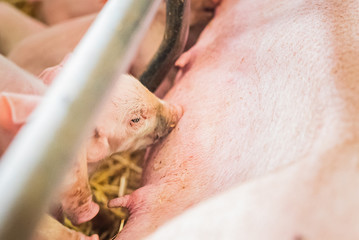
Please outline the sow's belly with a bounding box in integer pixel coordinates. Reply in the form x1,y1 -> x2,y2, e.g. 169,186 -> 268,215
133,0 -> 354,238
143,0 -> 349,206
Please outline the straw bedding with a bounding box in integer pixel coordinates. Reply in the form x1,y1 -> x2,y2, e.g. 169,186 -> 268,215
65,151 -> 144,239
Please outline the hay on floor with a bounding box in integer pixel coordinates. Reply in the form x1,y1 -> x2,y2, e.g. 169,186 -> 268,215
64,150 -> 144,240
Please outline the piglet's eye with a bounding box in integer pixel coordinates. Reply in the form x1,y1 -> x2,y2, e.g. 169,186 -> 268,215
131,118 -> 141,123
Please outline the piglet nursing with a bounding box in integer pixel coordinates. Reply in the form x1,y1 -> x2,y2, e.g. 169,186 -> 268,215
0,53 -> 183,232
57,73 -> 183,224
84,74 -> 183,158
31,58 -> 183,225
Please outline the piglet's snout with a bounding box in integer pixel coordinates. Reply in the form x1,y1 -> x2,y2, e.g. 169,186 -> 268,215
161,103 -> 183,135
170,104 -> 183,128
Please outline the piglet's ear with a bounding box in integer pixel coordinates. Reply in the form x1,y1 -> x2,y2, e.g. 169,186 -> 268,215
0,92 -> 42,133
38,53 -> 71,86
86,129 -> 110,163
38,65 -> 61,85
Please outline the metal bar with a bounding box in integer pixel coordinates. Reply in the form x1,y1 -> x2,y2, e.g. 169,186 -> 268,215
140,0 -> 190,92
0,0 -> 161,239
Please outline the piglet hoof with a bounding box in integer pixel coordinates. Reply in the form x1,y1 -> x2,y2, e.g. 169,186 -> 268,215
69,201 -> 100,225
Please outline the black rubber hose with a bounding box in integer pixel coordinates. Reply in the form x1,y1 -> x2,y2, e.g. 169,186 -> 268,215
140,0 -> 190,92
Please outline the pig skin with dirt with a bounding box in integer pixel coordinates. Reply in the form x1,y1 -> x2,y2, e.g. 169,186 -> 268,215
146,142 -> 359,240
109,0 -> 359,239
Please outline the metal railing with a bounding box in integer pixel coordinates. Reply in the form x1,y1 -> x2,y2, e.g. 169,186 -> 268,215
140,0 -> 190,92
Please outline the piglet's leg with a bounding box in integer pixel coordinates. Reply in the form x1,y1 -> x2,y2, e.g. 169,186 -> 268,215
59,150 -> 99,225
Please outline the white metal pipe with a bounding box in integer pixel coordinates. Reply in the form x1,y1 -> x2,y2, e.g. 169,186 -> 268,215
0,0 -> 161,239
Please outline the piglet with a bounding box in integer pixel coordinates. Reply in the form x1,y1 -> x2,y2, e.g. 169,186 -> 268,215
0,53 -> 183,224
5,59 -> 181,225
59,73 -> 182,224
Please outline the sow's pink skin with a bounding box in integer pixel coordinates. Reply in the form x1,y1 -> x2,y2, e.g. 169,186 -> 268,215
146,143 -> 359,240
109,0 -> 359,239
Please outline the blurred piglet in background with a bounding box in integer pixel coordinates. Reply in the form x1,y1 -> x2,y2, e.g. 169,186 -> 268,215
0,55 -> 46,155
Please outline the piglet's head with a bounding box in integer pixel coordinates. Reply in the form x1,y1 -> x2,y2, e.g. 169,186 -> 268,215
86,74 -> 183,162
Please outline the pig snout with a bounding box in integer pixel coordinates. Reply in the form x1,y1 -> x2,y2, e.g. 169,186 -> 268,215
64,197 -> 100,225
169,103 -> 183,128
156,102 -> 183,139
